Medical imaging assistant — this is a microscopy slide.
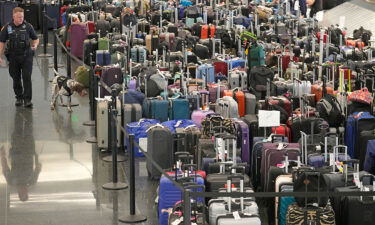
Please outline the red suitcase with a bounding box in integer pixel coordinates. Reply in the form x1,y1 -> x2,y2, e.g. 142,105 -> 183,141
214,61 -> 228,76
201,25 -> 209,39
86,21 -> 95,33
209,25 -> 216,38
272,124 -> 292,142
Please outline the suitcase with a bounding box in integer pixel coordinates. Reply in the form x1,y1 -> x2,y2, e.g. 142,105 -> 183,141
272,124 -> 292,142
20,3 -> 39,30
96,19 -> 111,37
223,89 -> 245,117
209,25 -> 216,38
96,98 -> 122,149
98,37 -> 110,50
196,64 -> 215,84
261,143 -> 300,191
143,98 -> 169,122
169,98 -> 190,120
191,110 -> 215,128
159,32 -> 175,50
286,203 -> 336,225
208,175 -> 259,225
100,66 -> 123,97
45,3 -> 60,29
96,50 -> 111,66
233,118 -> 250,165
216,214 -> 261,225
124,104 -> 142,125
214,61 -> 228,76
201,25 -> 209,39
245,93 -> 256,115
158,174 -> 204,225
147,126 -> 173,179
87,21 -> 95,33
208,83 -> 228,103
216,96 -> 239,118
70,23 -> 88,59
83,39 -> 98,66
0,1 -> 18,27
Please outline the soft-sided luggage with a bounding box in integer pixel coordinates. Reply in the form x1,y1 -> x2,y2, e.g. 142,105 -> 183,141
96,50 -> 111,66
124,104 -> 142,125
169,98 -> 190,120
147,126 -> 173,179
0,1 -> 18,27
216,96 -> 239,118
191,109 -> 215,128
45,3 -> 60,29
126,119 -> 160,157
100,66 -> 123,97
216,213 -> 261,225
70,23 -> 88,59
20,3 -> 39,30
96,19 -> 111,37
286,203 -> 336,225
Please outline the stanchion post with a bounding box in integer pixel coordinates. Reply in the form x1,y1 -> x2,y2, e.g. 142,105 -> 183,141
43,9 -> 48,55
83,58 -> 96,126
67,47 -> 72,78
102,89 -> 128,190
53,28 -> 58,71
118,134 -> 147,223
183,190 -> 191,225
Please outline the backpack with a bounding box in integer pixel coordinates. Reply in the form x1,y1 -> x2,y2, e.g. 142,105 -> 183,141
74,66 -> 89,87
316,94 -> 345,127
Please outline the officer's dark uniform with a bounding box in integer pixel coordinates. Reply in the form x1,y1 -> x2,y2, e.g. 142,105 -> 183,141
0,21 -> 38,104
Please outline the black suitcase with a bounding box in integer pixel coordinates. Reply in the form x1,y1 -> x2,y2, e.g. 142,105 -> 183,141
83,39 -> 98,66
146,126 -> 173,179
21,3 -> 39,30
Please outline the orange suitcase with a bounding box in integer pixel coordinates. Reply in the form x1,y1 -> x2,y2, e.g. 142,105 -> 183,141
209,25 -> 216,38
223,89 -> 245,117
201,25 -> 209,39
311,84 -> 334,102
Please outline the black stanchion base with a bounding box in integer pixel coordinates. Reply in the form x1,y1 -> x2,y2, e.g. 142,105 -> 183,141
83,120 -> 96,126
102,154 -> 126,162
119,214 -> 147,223
48,63 -> 64,68
86,136 -> 97,143
38,53 -> 53,58
59,103 -> 79,107
102,182 -> 128,190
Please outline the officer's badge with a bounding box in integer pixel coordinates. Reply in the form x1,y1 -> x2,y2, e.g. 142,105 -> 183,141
22,24 -> 26,29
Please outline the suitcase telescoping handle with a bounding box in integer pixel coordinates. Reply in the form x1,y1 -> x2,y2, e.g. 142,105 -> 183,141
271,134 -> 287,143
226,174 -> 245,212
324,132 -> 339,163
333,145 -> 348,169
342,159 -> 359,185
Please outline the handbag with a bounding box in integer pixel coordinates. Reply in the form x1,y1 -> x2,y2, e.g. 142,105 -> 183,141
349,88 -> 373,105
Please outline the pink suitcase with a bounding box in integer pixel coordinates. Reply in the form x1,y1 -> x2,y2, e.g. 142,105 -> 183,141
70,22 -> 88,59
191,110 -> 214,128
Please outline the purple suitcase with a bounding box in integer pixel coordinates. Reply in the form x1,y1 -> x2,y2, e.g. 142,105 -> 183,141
100,66 -> 123,97
128,78 -> 137,90
191,110 -> 215,128
233,118 -> 250,165
70,23 -> 88,59
208,84 -> 228,103
261,143 -> 300,191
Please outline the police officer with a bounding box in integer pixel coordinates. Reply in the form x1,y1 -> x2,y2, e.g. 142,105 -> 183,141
0,7 -> 39,107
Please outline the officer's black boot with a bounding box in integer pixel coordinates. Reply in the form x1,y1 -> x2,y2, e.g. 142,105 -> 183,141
15,99 -> 23,106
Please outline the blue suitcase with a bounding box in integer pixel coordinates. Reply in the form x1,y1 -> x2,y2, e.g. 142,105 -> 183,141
158,175 -> 204,225
169,98 -> 190,120
142,99 -> 169,121
278,187 -> 295,225
45,3 -> 60,29
0,1 -> 17,27
225,59 -> 246,69
196,64 -> 215,84
96,50 -> 111,66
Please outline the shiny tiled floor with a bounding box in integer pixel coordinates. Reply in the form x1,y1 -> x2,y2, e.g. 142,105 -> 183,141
0,43 -> 158,225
